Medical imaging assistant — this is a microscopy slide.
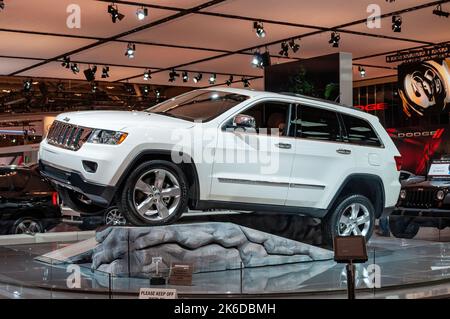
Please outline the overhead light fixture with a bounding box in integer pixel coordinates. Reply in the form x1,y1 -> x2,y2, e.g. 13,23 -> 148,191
209,74 -> 217,85
193,73 -> 203,83
289,39 -> 300,53
358,66 -> 366,78
101,66 -> 110,79
279,42 -> 289,57
91,82 -> 98,93
251,51 -> 271,69
0,0 -> 5,11
142,85 -> 150,95
155,89 -> 161,99
251,51 -> 262,68
253,21 -> 266,38
182,71 -> 189,83
23,79 -> 32,92
108,3 -> 125,23
125,43 -> 136,59
329,31 -> 340,48
242,78 -> 250,88
61,56 -> 71,69
433,4 -> 449,18
136,6 -> 148,20
168,69 -> 180,82
83,65 -> 97,82
143,70 -> 151,80
226,75 -> 234,86
71,63 -> 80,74
392,15 -> 402,32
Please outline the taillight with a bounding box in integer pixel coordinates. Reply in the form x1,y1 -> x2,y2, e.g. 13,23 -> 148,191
52,192 -> 59,206
394,156 -> 402,171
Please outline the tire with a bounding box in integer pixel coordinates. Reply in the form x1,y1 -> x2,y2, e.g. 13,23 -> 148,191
58,187 -> 104,215
322,194 -> 375,247
104,206 -> 127,226
12,217 -> 44,235
389,216 -> 420,239
119,160 -> 188,226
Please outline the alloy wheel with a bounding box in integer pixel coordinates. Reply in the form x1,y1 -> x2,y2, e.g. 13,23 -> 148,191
132,168 -> 181,222
337,203 -> 371,236
15,219 -> 42,235
105,208 -> 127,226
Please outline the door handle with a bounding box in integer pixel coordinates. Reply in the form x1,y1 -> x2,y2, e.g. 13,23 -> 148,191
336,148 -> 351,155
275,143 -> 292,149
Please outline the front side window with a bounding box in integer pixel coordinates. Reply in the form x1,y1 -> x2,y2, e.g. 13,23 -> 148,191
296,105 -> 341,141
341,114 -> 382,147
147,90 -> 249,122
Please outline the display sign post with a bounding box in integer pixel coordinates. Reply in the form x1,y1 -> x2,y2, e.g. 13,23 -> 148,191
333,236 -> 368,300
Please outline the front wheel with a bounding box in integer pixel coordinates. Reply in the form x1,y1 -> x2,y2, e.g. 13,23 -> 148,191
119,160 -> 188,226
322,194 -> 375,246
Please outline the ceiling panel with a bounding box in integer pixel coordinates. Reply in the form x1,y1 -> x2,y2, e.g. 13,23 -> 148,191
0,32 -> 95,60
0,0 -> 174,38
0,58 -> 41,75
122,14 -> 313,51
70,42 -> 214,69
203,0 -> 437,28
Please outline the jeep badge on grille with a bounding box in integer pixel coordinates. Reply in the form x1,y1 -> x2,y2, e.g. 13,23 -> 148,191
63,117 -> 70,122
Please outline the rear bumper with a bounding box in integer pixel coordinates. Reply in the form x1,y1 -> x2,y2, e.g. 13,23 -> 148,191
39,160 -> 116,207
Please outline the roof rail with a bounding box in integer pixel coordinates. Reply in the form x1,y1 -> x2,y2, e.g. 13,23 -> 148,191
279,92 -> 364,113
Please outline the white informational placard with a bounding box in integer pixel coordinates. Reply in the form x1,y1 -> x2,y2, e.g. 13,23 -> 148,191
428,162 -> 450,176
139,288 -> 177,299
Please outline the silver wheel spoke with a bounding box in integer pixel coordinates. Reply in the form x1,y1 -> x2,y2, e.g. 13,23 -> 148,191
352,226 -> 362,236
342,226 -> 353,236
18,224 -> 28,233
137,197 -> 154,215
356,213 -> 370,225
156,201 -> 169,218
350,204 -> 360,219
154,170 -> 166,190
135,179 -> 153,195
161,186 -> 181,198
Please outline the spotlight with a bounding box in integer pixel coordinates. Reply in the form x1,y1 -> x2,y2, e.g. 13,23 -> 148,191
71,63 -> 80,74
155,89 -> 161,99
193,73 -> 203,83
143,70 -> 151,80
0,0 -> 5,11
251,51 -> 262,68
136,7 -> 148,20
23,79 -> 32,92
125,43 -> 136,59
168,69 -> 180,82
433,4 -> 449,18
226,75 -> 234,86
329,31 -> 340,48
108,3 -> 125,23
253,21 -> 266,38
289,39 -> 300,53
91,82 -> 98,93
83,65 -> 97,82
101,66 -> 110,79
392,15 -> 402,32
209,74 -> 217,85
251,51 -> 271,69
142,85 -> 149,95
61,56 -> 71,69
182,71 -> 189,83
242,78 -> 250,88
358,66 -> 366,78
279,42 -> 289,57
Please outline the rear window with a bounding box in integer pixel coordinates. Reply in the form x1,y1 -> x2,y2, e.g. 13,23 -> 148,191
341,114 -> 382,147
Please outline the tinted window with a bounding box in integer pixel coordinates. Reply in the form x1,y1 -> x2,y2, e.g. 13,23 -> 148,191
296,105 -> 341,141
147,90 -> 249,122
341,114 -> 382,147
0,169 -> 11,191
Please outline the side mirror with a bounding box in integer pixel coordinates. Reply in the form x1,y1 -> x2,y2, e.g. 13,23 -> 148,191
233,114 -> 256,129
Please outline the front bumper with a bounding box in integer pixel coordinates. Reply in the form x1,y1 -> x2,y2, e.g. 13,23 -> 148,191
39,160 -> 116,207
393,207 -> 450,218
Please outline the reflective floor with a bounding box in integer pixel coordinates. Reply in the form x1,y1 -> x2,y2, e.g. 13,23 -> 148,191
0,214 -> 449,299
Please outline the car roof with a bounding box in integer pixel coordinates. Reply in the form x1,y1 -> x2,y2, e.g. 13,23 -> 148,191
206,87 -> 377,121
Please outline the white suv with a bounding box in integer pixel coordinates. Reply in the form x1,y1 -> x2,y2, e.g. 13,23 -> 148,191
39,88 -> 401,243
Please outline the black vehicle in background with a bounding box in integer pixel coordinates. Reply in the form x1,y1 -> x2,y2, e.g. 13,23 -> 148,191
0,164 -> 61,235
391,158 -> 450,239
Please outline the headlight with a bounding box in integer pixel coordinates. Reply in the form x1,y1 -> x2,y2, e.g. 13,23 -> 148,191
400,189 -> 407,199
87,129 -> 128,145
436,190 -> 445,201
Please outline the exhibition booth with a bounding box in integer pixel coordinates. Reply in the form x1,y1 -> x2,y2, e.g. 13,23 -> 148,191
0,0 -> 449,300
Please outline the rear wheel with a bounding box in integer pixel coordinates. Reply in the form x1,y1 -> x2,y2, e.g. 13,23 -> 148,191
389,216 -> 420,239
12,217 -> 44,235
322,194 -> 375,246
119,160 -> 188,226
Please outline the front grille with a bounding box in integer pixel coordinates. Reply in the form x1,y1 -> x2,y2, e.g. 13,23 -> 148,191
47,121 -> 92,151
404,188 -> 436,208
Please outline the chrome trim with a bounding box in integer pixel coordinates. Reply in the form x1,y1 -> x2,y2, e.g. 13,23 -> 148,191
47,120 -> 92,151
218,178 -> 325,189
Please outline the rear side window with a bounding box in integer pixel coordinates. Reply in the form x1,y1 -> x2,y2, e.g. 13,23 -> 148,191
341,114 -> 382,147
296,105 -> 342,142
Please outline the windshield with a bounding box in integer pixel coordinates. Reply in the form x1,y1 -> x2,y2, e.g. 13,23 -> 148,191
428,159 -> 450,180
146,90 -> 249,122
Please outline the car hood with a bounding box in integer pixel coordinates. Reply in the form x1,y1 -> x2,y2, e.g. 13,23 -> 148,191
55,111 -> 194,131
403,179 -> 450,189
